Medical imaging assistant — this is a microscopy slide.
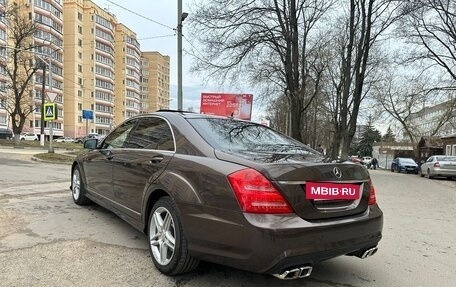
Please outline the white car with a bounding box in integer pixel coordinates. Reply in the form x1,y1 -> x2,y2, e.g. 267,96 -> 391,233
420,155 -> 456,179
54,137 -> 74,143
20,133 -> 39,141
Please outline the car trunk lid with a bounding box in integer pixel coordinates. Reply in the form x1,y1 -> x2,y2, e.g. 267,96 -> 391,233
215,150 -> 372,220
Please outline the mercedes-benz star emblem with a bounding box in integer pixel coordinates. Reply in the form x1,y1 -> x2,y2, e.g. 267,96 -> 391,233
333,167 -> 342,178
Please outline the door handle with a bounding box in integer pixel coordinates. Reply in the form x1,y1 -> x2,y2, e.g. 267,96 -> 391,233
101,150 -> 114,160
149,156 -> 164,164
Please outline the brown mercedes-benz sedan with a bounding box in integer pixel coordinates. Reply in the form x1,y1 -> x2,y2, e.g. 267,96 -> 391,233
70,111 -> 383,280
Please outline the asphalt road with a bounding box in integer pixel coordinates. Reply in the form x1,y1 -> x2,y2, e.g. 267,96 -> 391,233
0,149 -> 455,287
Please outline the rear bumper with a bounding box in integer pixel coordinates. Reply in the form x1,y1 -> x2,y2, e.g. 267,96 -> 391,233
431,168 -> 456,177
182,204 -> 383,274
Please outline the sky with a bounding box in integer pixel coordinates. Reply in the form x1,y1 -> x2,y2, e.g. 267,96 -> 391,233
93,0 -> 262,118
90,0 -> 383,131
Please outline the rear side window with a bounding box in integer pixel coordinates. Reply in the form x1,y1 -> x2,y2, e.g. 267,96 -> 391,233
125,117 -> 175,151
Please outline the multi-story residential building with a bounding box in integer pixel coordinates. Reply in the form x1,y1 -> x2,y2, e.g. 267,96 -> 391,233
114,23 -> 141,122
407,99 -> 456,139
0,0 -> 64,138
140,51 -> 170,113
0,0 -> 7,127
32,0 -> 64,138
1,0 -> 170,137
64,0 -> 116,137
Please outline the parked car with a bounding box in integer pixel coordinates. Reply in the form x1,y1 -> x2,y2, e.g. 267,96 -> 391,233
75,133 -> 103,144
362,156 -> 372,165
54,137 -> 74,143
70,111 -> 383,279
20,133 -> 38,141
0,127 -> 13,140
74,137 -> 84,143
419,155 -> 456,179
391,157 -> 419,174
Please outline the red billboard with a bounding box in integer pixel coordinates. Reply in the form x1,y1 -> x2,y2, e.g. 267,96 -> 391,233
200,93 -> 253,120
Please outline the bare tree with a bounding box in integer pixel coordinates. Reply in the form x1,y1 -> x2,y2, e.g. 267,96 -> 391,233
322,0 -> 404,159
188,0 -> 334,142
0,4 -> 42,141
373,71 -> 456,156
401,0 -> 456,85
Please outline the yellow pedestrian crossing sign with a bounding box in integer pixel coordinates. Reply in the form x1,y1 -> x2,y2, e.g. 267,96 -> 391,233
43,103 -> 57,121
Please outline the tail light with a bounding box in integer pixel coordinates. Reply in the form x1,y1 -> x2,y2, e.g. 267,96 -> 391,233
228,168 -> 293,214
368,179 -> 377,205
434,162 -> 440,167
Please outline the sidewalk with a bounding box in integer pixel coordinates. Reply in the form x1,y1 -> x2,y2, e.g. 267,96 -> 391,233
0,146 -> 75,155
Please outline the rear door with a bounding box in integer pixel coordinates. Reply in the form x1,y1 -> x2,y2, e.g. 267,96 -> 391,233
111,116 -> 175,220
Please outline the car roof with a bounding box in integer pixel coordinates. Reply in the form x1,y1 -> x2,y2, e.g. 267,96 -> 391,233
151,110 -> 254,122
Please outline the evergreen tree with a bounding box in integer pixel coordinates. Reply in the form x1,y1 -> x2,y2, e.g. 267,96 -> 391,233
382,126 -> 396,142
358,122 -> 382,157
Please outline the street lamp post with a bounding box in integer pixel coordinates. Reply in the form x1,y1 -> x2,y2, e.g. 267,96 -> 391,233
177,0 -> 188,111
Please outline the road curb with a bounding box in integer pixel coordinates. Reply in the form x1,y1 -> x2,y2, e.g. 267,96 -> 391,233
31,156 -> 73,165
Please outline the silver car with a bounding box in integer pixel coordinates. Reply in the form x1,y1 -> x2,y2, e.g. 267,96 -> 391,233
420,155 -> 456,179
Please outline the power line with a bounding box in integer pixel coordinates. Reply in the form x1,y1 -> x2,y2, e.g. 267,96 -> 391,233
104,0 -> 175,31
138,34 -> 176,41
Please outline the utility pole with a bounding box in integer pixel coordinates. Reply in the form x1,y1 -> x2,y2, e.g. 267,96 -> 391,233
177,0 -> 188,111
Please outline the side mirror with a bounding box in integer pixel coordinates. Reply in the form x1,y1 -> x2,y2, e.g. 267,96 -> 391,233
84,138 -> 98,149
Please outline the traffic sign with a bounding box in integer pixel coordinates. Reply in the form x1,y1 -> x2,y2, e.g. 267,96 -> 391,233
43,103 -> 57,121
82,110 -> 93,120
46,91 -> 58,102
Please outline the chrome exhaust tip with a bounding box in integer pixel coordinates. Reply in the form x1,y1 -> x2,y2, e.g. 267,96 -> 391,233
361,246 -> 378,259
273,266 -> 313,280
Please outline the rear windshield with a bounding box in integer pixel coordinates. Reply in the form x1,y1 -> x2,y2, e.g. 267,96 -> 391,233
436,156 -> 456,162
188,118 -> 318,155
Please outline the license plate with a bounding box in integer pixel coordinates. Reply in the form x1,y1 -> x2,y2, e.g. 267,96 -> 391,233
305,182 -> 360,200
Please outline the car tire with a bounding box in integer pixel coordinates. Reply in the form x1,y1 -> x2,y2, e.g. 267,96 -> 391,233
391,168 -> 394,172
71,166 -> 92,205
148,196 -> 199,275
426,169 -> 434,179
420,169 -> 425,177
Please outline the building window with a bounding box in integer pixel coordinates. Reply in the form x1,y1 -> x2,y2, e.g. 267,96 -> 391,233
78,12 -> 82,21
78,103 -> 82,111
78,90 -> 82,97
78,65 -> 82,73
453,145 -> 456,156
446,145 -> 452,155
78,39 -> 82,47
78,26 -> 82,34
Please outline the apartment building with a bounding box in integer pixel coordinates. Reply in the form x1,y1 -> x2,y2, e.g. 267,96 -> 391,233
114,23 -> 141,122
0,0 -> 7,127
407,99 -> 456,139
1,0 -> 169,137
141,51 -> 170,113
0,0 -> 64,138
32,0 -> 64,138
63,0 -> 117,137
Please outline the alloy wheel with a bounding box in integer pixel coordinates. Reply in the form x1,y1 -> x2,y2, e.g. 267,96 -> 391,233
149,207 -> 176,266
72,169 -> 81,200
